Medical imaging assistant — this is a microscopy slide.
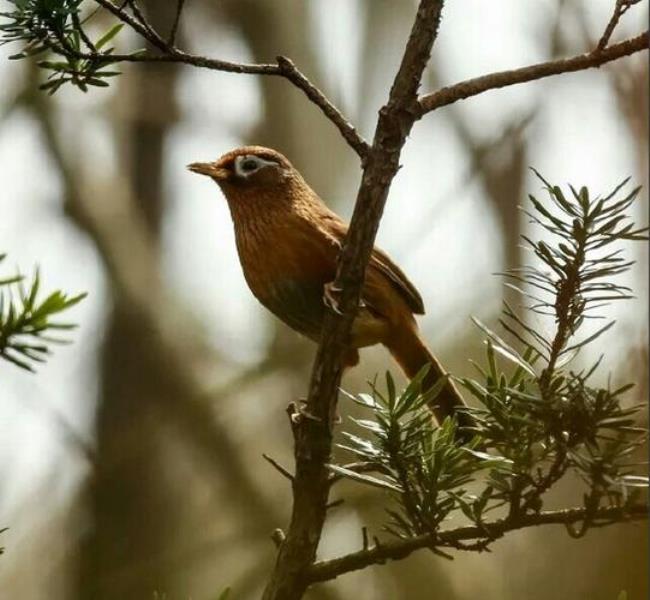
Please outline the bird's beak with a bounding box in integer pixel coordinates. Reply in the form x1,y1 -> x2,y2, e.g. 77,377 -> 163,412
187,162 -> 230,180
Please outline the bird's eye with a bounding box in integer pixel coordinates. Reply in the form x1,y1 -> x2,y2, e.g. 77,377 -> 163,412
241,158 -> 259,172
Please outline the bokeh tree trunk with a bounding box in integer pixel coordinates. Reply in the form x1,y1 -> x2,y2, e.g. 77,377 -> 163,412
77,3 -> 183,598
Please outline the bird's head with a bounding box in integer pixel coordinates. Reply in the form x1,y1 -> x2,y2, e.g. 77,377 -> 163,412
188,146 -> 296,196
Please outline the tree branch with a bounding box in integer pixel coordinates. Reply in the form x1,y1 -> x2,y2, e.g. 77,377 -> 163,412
261,2 -> 445,599
93,0 -> 168,51
307,504 -> 649,583
52,42 -> 370,158
75,0 -> 370,158
40,4 -> 647,158
275,56 -> 371,159
417,31 -> 649,116
598,0 -> 644,51
167,0 -> 187,46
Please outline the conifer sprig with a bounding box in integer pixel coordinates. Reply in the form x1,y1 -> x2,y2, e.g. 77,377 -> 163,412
331,175 -> 648,542
0,254 -> 86,371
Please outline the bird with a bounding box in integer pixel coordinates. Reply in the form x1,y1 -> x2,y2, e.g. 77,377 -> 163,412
188,145 -> 472,429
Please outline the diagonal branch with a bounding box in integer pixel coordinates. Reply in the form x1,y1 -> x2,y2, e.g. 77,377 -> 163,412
167,0 -> 187,46
50,41 -> 370,158
307,503 -> 649,583
599,0 -> 644,50
417,31 -> 648,116
32,3 -> 647,159
93,0 -> 168,51
77,0 -> 370,158
275,56 -> 371,159
260,2 -> 446,599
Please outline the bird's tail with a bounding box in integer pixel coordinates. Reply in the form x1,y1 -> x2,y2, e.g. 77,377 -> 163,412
385,327 -> 473,431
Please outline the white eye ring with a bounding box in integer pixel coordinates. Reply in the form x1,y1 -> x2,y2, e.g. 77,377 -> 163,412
234,155 -> 277,177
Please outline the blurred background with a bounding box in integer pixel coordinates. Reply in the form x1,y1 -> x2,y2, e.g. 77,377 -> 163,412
0,1 -> 647,598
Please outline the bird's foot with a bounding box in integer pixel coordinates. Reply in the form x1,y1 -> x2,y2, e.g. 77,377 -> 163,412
291,408 -> 321,424
323,281 -> 366,315
323,282 -> 343,315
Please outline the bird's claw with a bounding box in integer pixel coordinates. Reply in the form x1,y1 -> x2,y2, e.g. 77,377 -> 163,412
291,406 -> 322,424
323,282 -> 366,315
323,282 -> 343,315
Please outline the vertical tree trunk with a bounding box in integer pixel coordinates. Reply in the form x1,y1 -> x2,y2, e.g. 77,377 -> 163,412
77,3 -> 183,598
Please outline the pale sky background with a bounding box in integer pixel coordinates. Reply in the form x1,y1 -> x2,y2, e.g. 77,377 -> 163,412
0,0 -> 647,593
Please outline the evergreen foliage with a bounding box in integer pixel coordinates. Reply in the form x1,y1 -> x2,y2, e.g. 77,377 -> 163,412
0,254 -> 85,371
0,0 -> 127,93
332,175 -> 648,543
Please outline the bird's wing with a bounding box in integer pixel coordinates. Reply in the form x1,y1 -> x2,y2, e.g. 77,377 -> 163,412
369,245 -> 425,315
321,212 -> 425,316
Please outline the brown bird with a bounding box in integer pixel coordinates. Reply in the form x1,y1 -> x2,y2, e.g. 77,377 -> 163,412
188,146 -> 471,428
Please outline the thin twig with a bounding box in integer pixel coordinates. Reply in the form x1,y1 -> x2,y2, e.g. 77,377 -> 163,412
521,450 -> 567,512
325,498 -> 345,511
168,0 -> 187,46
263,453 -> 295,482
90,0 -> 369,157
71,11 -> 97,53
417,32 -> 649,116
598,0 -> 644,51
125,0 -> 168,49
93,0 -> 168,51
307,504 -> 648,583
276,56 -> 370,159
53,45 -> 278,72
50,7 -> 647,159
48,41 -> 370,159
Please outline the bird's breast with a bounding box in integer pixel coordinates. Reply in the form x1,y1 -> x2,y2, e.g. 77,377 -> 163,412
232,215 -> 336,337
